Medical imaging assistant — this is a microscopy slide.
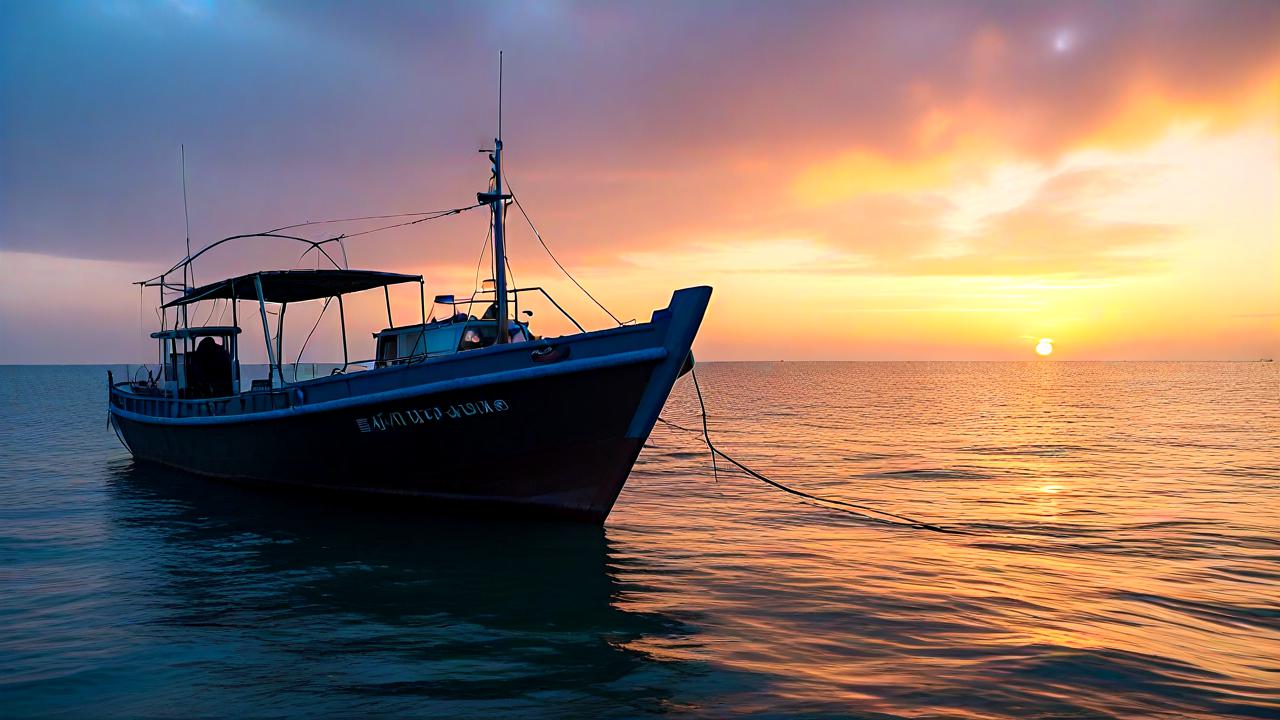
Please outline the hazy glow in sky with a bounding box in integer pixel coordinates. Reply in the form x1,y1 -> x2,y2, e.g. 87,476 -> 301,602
1,0 -> 1277,362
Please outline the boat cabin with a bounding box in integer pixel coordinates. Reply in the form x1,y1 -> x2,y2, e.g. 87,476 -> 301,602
373,301 -> 532,368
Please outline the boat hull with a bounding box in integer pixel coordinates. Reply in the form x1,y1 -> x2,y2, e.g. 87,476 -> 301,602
110,286 -> 711,523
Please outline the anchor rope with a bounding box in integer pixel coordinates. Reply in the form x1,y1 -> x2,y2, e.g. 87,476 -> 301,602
658,369 -> 966,534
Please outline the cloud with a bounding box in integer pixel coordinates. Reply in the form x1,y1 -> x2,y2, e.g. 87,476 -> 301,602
620,237 -> 870,275
653,165 -> 1180,279
1,0 -> 1275,362
2,0 -> 1276,268
879,167 -> 1177,277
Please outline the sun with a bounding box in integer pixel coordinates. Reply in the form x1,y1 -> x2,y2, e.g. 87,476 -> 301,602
1035,338 -> 1054,356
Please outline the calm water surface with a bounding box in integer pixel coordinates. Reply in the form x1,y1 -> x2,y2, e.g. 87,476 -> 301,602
2,362 -> 1278,718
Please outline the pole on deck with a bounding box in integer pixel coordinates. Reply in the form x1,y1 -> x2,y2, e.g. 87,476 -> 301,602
417,280 -> 427,359
337,295 -> 349,372
276,302 -> 287,384
231,293 -> 240,393
254,274 -> 280,388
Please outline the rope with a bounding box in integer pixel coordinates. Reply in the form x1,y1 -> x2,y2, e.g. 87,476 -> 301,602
292,297 -> 333,381
659,369 -> 966,534
504,178 -> 623,326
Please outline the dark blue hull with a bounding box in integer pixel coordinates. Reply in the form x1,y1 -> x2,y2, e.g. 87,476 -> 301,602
110,287 -> 711,523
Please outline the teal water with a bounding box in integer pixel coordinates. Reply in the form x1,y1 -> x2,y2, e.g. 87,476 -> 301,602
2,363 -> 1278,718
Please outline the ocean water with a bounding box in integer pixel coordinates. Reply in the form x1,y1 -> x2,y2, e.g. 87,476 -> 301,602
2,362 -> 1278,718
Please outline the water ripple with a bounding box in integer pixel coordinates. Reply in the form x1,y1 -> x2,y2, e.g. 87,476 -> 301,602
2,362 -> 1278,718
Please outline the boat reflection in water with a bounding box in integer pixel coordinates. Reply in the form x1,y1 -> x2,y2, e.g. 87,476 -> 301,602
104,460 -> 715,714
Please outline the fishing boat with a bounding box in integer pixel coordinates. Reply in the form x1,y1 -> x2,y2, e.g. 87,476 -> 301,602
107,82 -> 712,524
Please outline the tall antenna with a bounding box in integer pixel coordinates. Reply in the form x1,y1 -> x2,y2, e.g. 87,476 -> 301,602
498,50 -> 503,141
487,51 -> 509,343
181,145 -> 192,283
180,145 -> 193,328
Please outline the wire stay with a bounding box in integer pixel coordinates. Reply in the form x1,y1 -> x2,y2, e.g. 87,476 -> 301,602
504,177 -> 624,326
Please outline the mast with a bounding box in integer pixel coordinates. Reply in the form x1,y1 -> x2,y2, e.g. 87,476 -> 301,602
180,145 -> 192,329
478,52 -> 511,343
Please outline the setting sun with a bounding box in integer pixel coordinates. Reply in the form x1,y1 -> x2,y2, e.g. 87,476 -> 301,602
1036,338 -> 1055,356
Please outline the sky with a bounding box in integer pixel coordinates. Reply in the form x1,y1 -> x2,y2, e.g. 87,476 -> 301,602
1,0 -> 1277,362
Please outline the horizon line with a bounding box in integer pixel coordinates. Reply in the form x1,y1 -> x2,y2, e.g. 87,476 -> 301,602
3,359 -> 1275,366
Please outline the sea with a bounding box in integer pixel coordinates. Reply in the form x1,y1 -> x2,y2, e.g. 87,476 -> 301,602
2,362 -> 1277,718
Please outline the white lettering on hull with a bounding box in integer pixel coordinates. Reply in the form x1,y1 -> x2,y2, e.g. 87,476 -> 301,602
356,398 -> 510,432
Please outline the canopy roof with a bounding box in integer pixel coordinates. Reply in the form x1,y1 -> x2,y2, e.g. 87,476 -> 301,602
161,269 -> 421,308
150,326 -> 242,340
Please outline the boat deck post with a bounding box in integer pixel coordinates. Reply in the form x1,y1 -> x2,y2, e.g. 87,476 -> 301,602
254,273 -> 281,388
337,294 -> 349,372
276,302 -> 287,384
231,289 -> 240,394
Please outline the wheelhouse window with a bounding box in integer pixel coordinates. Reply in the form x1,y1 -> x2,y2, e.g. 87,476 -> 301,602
458,324 -> 498,351
376,335 -> 398,368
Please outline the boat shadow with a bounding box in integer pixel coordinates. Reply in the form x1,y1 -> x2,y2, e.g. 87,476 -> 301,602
103,459 -> 703,708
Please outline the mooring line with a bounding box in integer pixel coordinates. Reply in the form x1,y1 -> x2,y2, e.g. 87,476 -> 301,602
658,369 -> 967,535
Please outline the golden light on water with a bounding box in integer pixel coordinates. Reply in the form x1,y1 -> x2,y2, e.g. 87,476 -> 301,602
1036,339 -> 1054,357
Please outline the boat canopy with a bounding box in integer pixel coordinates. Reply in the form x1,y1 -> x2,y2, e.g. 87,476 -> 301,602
161,269 -> 422,308
150,326 -> 242,340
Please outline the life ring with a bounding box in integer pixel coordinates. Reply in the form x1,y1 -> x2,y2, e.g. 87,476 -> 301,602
531,345 -> 571,363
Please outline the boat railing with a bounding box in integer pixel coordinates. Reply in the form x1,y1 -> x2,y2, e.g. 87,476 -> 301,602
445,286 -> 586,333
111,382 -> 292,419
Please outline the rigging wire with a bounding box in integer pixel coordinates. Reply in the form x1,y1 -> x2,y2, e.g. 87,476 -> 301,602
658,369 -> 967,535
140,203 -> 483,287
503,177 -> 623,326
465,224 -> 492,320
505,252 -> 517,308
181,145 -> 195,289
341,204 -> 483,240
199,297 -> 221,327
141,232 -> 345,286
501,203 -> 517,294
292,297 -> 333,381
296,203 -> 484,270
265,208 -> 480,235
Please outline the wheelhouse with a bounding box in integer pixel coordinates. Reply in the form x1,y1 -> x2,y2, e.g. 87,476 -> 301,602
149,325 -> 241,398
372,294 -> 534,367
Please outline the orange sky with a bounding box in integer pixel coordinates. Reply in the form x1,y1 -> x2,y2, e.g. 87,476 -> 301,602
1,1 -> 1277,362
